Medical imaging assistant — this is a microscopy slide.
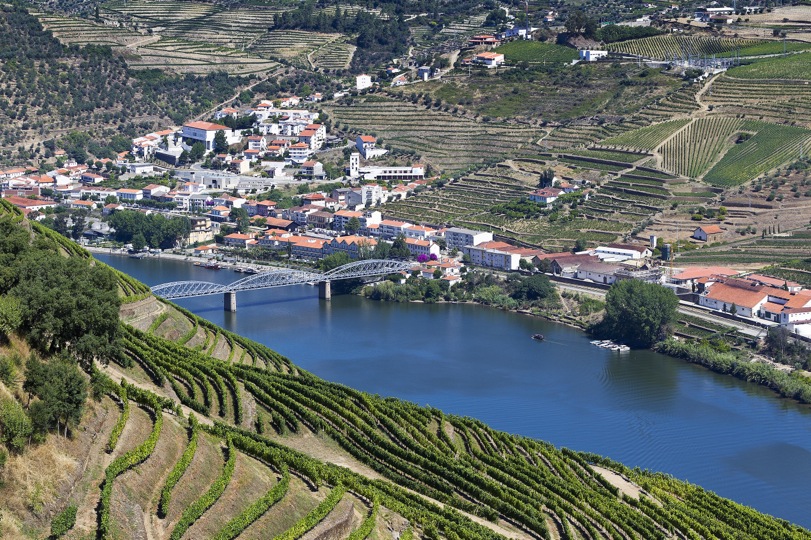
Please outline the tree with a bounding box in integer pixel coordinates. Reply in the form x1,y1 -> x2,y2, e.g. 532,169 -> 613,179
0,296 -> 22,342
597,280 -> 679,348
189,141 -> 206,163
345,216 -> 361,234
574,238 -> 588,252
131,232 -> 147,251
24,357 -> 87,437
213,130 -> 228,154
372,241 -> 391,259
390,235 -> 411,260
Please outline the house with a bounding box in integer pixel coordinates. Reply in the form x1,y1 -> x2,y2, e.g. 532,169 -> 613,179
550,254 -> 597,276
3,196 -> 57,213
70,199 -> 97,211
445,227 -> 493,250
180,121 -> 241,151
253,200 -> 277,217
223,233 -> 255,248
333,210 -> 363,232
405,225 -> 437,240
103,203 -> 123,216
80,172 -> 105,184
463,241 -> 521,271
262,217 -> 296,231
356,74 -> 373,91
209,206 -> 231,219
288,142 -> 312,164
579,50 -> 608,62
327,236 -> 377,259
671,266 -> 738,287
468,35 -> 500,47
417,66 -> 431,81
543,10 -> 557,22
745,274 -> 803,293
188,217 -> 214,244
307,211 -> 334,228
299,161 -> 325,180
474,52 -> 505,68
405,238 -> 441,259
529,187 -> 562,204
356,136 -> 387,159
575,261 -> 622,285
279,96 -> 301,108
247,135 -> 267,151
379,219 -> 412,239
699,279 -> 769,318
143,184 -> 170,198
116,188 -> 144,202
357,164 -> 425,182
693,225 -> 724,242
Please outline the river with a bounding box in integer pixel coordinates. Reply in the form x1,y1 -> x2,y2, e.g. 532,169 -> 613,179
99,253 -> 811,528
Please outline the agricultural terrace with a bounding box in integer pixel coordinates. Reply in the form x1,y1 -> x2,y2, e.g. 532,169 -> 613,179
657,118 -> 811,184
726,52 -> 811,80
326,98 -> 541,172
438,14 -> 487,37
704,122 -> 811,187
675,232 -> 811,266
704,75 -> 811,128
124,37 -> 279,76
602,119 -> 691,151
310,41 -> 355,70
250,31 -> 342,67
607,35 -> 768,60
382,159 -> 675,250
717,41 -> 811,57
493,41 -> 579,64
102,1 -> 285,47
33,12 -> 141,46
4,201 -> 810,540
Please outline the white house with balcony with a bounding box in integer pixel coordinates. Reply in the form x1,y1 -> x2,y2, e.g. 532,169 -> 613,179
180,121 -> 242,151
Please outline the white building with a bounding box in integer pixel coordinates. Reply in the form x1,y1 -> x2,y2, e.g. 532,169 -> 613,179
356,74 -> 373,91
445,227 -> 493,250
115,188 -> 144,202
180,121 -> 242,151
358,165 -> 425,182
594,243 -> 652,261
575,261 -> 621,285
463,241 -> 520,271
529,187 -> 561,204
288,143 -> 312,164
356,137 -> 387,159
379,219 -> 413,239
405,238 -> 441,259
579,50 -> 608,62
417,66 -> 431,81
474,52 -> 505,68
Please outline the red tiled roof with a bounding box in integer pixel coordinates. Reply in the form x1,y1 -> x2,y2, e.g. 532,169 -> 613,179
184,121 -> 229,131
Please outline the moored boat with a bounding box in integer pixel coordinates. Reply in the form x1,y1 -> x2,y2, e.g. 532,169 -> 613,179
531,333 -> 545,341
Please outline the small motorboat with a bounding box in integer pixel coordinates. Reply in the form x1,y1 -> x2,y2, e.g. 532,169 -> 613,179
243,267 -> 259,275
531,333 -> 545,342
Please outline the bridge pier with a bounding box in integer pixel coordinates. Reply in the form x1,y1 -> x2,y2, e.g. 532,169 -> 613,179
224,291 -> 237,312
318,281 -> 331,301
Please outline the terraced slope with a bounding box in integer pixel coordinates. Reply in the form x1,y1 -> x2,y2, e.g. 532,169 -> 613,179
2,199 -> 811,539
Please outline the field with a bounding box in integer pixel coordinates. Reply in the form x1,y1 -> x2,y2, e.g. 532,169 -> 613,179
493,40 -> 579,64
326,97 -> 542,172
607,34 -> 768,60
660,117 -> 745,178
34,12 -> 142,46
310,41 -> 355,70
717,40 -> 811,57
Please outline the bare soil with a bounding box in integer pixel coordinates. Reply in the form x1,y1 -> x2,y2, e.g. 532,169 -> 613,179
239,476 -> 325,540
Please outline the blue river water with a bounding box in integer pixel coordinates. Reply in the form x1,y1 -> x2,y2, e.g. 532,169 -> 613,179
99,253 -> 811,528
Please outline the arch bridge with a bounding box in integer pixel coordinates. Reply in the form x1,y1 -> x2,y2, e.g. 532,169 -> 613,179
150,259 -> 412,311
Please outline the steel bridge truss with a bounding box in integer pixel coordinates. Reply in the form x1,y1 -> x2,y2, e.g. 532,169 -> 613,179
151,259 -> 412,299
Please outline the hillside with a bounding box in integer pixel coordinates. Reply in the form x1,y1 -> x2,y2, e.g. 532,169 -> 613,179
3,203 -> 811,538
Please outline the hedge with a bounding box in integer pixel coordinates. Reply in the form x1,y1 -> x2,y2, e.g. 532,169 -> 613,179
348,502 -> 379,540
50,505 -> 77,538
106,386 -> 129,453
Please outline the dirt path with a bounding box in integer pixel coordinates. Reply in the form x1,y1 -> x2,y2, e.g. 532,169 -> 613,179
126,35 -> 161,49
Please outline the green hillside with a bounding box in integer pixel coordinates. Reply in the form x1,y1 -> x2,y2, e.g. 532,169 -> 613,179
2,201 -> 811,539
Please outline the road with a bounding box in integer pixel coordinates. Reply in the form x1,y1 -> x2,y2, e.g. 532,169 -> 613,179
553,280 -> 771,338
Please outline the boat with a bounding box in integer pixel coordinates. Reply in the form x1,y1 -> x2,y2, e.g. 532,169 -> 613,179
128,252 -> 146,259
204,262 -> 222,270
193,262 -> 202,267
234,267 -> 245,273
617,345 -> 631,352
531,334 -> 545,342
243,268 -> 259,275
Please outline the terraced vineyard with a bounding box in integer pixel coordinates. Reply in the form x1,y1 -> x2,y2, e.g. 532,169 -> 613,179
250,31 -> 342,67
3,201 -> 811,540
725,52 -> 811,80
660,117 -> 746,178
607,35 -> 768,60
602,119 -> 691,151
33,12 -> 142,46
125,37 -> 279,75
311,41 -> 355,70
326,98 -> 541,171
381,159 -> 676,250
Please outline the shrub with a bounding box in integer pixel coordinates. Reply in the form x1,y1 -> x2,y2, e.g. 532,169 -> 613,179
50,505 -> 77,538
0,398 -> 32,453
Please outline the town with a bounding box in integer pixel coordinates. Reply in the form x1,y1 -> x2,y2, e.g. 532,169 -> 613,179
2,93 -> 810,340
